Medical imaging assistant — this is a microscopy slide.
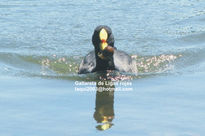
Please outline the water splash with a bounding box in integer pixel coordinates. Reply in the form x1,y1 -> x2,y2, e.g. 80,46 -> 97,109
40,54 -> 79,75
132,54 -> 181,74
39,54 -> 181,80
0,52 -> 182,80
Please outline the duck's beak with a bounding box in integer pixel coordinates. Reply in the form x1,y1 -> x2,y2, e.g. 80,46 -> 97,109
98,28 -> 114,59
99,28 -> 108,51
96,123 -> 113,131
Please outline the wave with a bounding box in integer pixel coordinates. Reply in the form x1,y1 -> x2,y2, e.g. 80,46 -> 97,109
1,44 -> 205,80
0,51 -> 185,81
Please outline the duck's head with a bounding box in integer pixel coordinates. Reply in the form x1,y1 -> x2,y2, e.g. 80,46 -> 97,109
92,25 -> 115,60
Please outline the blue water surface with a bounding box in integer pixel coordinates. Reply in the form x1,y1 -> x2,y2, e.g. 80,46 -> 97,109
1,0 -> 205,135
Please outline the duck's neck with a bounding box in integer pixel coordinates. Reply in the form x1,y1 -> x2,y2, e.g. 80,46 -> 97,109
95,54 -> 115,72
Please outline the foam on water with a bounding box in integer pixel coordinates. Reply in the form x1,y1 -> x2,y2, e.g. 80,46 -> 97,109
0,51 -> 184,81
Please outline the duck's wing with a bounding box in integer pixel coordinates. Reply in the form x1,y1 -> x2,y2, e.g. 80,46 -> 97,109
113,50 -> 137,73
78,51 -> 96,74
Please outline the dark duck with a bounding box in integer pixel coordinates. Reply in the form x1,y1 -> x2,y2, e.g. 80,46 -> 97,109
78,25 -> 137,74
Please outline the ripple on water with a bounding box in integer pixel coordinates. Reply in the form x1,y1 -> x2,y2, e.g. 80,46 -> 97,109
0,52 -> 183,81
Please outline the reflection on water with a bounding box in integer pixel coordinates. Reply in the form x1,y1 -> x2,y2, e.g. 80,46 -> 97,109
1,0 -> 205,135
94,80 -> 115,131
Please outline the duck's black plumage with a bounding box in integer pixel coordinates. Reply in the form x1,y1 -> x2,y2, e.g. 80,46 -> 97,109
78,25 -> 136,74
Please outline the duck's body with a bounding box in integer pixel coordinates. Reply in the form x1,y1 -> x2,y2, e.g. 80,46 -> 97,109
78,25 -> 137,74
79,49 -> 136,74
